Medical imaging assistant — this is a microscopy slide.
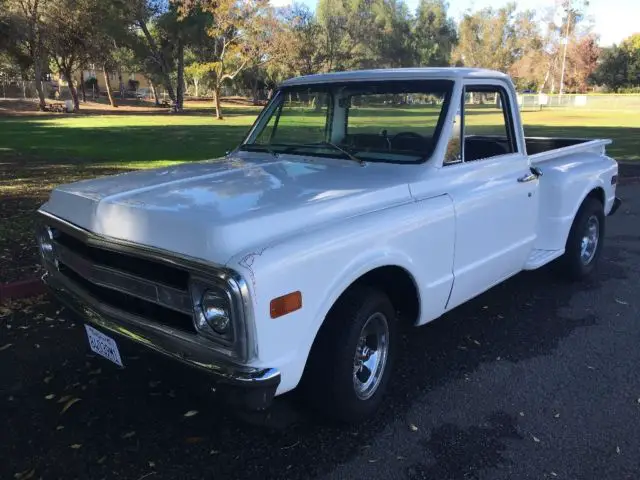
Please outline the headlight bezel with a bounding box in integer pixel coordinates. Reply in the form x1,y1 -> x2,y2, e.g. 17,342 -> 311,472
35,223 -> 58,266
190,278 -> 238,345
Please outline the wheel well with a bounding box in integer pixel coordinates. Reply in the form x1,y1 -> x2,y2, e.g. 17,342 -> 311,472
338,266 -> 420,324
586,187 -> 605,206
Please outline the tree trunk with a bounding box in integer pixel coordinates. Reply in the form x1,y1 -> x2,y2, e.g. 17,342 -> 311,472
137,18 -> 176,104
194,79 -> 199,98
175,36 -> 184,112
64,69 -> 79,112
33,57 -> 46,111
213,86 -> 223,120
80,70 -> 86,102
117,68 -> 125,98
149,79 -> 160,106
103,65 -> 117,107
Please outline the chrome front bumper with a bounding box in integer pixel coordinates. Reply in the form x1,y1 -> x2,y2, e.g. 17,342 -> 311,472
43,270 -> 280,410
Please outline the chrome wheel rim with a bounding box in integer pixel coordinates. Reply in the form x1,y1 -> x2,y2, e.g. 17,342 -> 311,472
353,312 -> 389,400
580,215 -> 600,265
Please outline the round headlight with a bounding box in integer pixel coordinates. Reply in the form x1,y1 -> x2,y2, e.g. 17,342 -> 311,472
201,289 -> 230,334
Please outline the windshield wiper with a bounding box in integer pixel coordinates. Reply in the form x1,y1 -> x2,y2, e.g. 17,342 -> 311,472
289,141 -> 365,166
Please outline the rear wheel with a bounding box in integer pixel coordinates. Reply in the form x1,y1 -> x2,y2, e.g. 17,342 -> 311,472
555,197 -> 605,281
301,286 -> 397,423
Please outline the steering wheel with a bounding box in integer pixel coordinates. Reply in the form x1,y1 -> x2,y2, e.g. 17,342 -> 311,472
389,131 -> 427,150
391,131 -> 424,141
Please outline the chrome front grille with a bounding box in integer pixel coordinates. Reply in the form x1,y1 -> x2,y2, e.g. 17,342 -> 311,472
54,238 -> 192,315
37,210 -> 255,363
43,224 -> 197,334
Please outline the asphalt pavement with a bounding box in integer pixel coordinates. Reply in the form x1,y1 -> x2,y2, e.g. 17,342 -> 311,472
2,183 -> 639,480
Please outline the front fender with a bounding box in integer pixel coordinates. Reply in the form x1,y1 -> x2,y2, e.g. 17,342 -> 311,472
227,195 -> 455,394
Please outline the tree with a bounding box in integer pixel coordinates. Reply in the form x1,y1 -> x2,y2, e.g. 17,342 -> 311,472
566,34 -> 599,92
272,3 -> 325,77
6,0 -> 50,110
412,0 -> 457,67
452,3 -> 522,72
42,0 -> 106,111
593,33 -> 640,91
130,0 -> 178,107
177,0 -> 279,119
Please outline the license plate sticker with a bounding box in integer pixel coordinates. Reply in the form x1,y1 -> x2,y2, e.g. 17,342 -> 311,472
85,324 -> 124,367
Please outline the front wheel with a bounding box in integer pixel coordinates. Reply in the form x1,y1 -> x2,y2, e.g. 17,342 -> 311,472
301,286 -> 397,423
555,197 -> 605,280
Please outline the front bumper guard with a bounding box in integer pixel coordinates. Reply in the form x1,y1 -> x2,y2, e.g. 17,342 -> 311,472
43,271 -> 280,410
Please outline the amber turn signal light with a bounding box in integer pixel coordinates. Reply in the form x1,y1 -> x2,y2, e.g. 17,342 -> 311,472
270,291 -> 302,319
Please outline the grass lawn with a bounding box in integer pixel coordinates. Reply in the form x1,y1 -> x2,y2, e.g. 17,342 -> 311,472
1,106 -> 639,283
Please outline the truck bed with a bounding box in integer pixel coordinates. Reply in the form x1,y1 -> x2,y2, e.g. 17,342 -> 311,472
526,137 -> 612,164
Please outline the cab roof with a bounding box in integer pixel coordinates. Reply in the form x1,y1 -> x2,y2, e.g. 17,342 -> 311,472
279,67 -> 510,87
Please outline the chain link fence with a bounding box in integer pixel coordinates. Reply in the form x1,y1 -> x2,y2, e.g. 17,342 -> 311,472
518,93 -> 640,112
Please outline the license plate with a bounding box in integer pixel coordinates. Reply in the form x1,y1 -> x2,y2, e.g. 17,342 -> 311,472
85,324 -> 123,367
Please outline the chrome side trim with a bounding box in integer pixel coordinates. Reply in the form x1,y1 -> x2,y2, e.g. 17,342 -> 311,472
54,241 -> 192,314
43,270 -> 279,389
37,209 -> 258,363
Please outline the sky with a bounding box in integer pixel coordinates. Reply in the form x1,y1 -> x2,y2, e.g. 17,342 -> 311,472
270,0 -> 639,47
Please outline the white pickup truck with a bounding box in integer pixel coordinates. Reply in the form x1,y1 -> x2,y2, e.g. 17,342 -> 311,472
37,68 -> 621,423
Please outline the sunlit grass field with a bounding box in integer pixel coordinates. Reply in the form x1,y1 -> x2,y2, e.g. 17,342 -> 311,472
0,106 -> 637,169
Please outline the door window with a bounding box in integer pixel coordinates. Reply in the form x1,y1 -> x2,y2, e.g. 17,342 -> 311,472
463,86 -> 516,161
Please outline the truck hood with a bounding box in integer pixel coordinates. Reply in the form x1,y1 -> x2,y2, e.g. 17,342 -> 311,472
41,152 -> 414,265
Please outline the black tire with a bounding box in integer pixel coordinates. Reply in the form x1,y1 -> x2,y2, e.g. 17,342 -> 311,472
300,285 -> 398,424
555,197 -> 605,281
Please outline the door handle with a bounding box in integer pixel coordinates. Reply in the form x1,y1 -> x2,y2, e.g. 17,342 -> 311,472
518,172 -> 537,183
518,166 -> 542,183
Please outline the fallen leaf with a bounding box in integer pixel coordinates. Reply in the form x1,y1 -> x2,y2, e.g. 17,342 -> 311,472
185,436 -> 205,444
148,462 -> 156,468
409,423 -> 418,432
519,412 -> 525,417
616,446 -> 621,454
281,441 -> 300,450
210,450 -> 219,455
615,299 -> 628,305
56,426 -> 64,431
472,339 -> 481,346
34,344 -> 40,349
586,365 -> 595,370
60,397 -> 81,415
45,317 -> 55,322
551,473 -> 557,477
97,456 -> 107,464
554,413 -> 560,418
368,459 -> 378,463
70,444 -> 82,449
532,435 -> 540,443
57,395 -> 72,404
0,343 -> 13,352
397,455 -> 406,460
45,394 -> 55,400
122,431 -> 136,439
183,410 -> 198,417
13,468 -> 36,480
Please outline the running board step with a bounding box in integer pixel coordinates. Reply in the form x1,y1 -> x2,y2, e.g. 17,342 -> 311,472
524,249 -> 564,270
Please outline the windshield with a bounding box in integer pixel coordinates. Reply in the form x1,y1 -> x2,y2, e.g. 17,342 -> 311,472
241,79 -> 454,164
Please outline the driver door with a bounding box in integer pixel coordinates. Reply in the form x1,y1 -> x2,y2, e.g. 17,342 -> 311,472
443,82 -> 539,310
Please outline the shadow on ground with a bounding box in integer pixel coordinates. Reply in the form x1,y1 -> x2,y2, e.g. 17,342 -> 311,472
0,241 -> 629,480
